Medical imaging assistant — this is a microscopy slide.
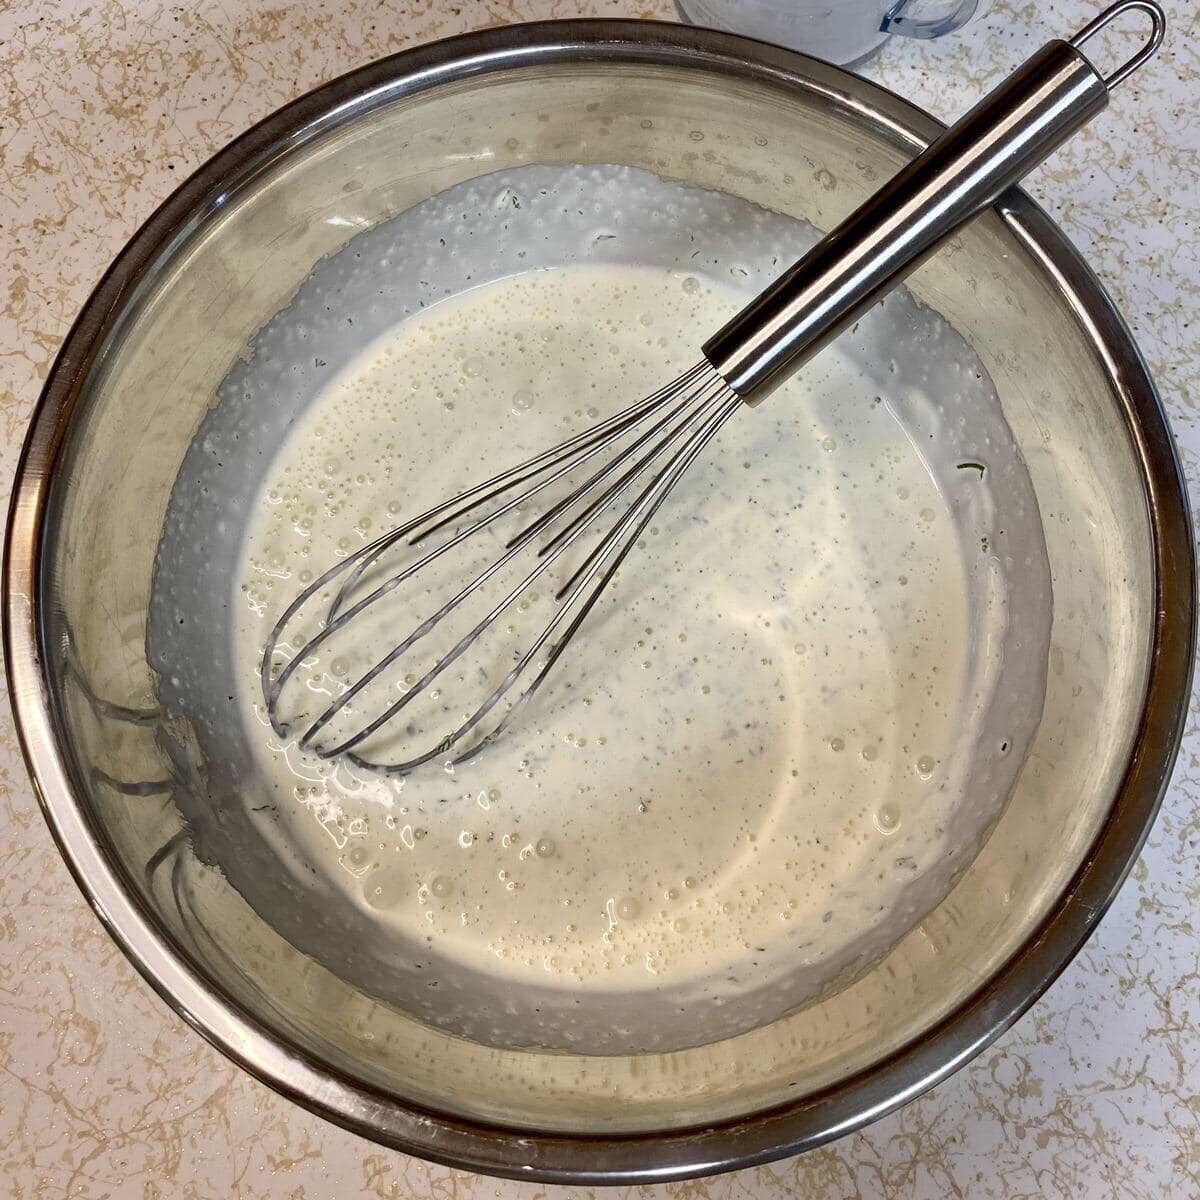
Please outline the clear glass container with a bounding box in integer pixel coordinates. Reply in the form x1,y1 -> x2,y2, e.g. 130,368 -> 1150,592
675,0 -> 984,66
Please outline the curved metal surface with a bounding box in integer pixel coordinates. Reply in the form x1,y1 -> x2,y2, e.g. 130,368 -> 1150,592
3,18 -> 1195,1185
705,38 -> 1110,401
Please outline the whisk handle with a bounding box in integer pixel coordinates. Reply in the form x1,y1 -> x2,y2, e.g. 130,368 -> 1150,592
703,1 -> 1164,405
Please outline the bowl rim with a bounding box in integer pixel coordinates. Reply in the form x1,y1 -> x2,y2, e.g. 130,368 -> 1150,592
4,18 -> 1195,1185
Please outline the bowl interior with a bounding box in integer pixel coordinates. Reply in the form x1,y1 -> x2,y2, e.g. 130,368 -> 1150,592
36,46 -> 1154,1135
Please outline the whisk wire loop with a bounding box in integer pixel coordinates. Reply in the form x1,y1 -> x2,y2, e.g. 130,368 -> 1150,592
263,362 -> 738,772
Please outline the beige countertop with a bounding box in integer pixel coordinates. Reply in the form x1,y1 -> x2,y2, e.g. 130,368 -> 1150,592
1,0 -> 1197,1195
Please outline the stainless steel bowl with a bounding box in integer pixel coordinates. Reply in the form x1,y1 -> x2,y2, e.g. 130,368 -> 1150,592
4,20 -> 1194,1184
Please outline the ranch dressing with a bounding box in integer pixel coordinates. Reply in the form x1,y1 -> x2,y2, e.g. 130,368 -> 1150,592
157,164 -> 1051,1051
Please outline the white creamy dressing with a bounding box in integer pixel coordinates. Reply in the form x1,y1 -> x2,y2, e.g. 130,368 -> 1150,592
155,164 -> 1050,1051
241,266 -> 993,991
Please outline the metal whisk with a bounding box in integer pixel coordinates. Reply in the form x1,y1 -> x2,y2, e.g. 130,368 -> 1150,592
262,2 -> 1162,774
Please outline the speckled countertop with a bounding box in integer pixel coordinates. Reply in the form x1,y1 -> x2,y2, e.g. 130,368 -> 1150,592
1,1 -> 1197,1196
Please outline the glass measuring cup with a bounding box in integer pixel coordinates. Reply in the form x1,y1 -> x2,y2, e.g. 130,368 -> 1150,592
674,0 -> 984,66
